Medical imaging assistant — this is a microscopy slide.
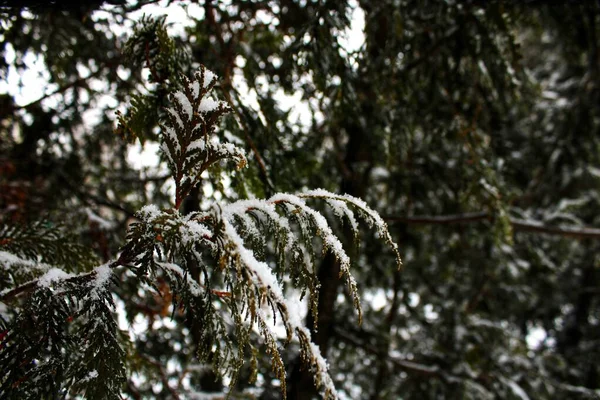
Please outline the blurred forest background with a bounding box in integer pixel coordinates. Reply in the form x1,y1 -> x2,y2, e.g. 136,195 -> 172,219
1,0 -> 600,399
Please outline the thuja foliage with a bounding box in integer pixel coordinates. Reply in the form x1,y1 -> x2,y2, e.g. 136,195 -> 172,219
0,64 -> 400,398
116,15 -> 190,144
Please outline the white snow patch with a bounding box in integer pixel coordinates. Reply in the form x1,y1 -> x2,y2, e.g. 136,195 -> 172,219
202,69 -> 216,88
38,268 -> 73,287
198,97 -> 219,113
0,251 -> 52,273
139,204 -> 162,221
172,91 -> 193,121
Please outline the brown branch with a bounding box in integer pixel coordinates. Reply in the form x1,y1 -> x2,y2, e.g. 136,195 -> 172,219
510,218 -> 600,239
385,212 -> 600,240
384,212 -> 489,225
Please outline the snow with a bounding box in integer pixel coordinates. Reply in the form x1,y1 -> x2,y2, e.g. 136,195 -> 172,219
172,91 -> 193,121
479,178 -> 500,198
190,68 -> 216,99
86,370 -> 99,380
92,264 -> 113,292
215,142 -> 246,159
161,141 -> 174,164
326,199 -> 358,233
138,204 -> 161,221
158,261 -> 204,297
187,138 -> 205,152
191,80 -> 201,99
198,97 -> 219,113
38,268 -> 73,287
202,69 -> 216,88
188,392 -> 227,400
221,211 -> 340,398
296,326 -> 338,398
308,337 -> 337,395
164,125 -> 181,153
179,217 -> 212,247
0,250 -> 52,273
0,301 -> 7,320
223,199 -> 294,249
300,189 -> 400,266
302,189 -> 385,231
269,193 -> 351,269
167,107 -> 185,130
589,165 -> 600,179
94,264 -> 113,283
224,219 -> 283,299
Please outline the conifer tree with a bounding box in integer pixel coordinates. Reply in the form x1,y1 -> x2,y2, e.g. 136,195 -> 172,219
2,2 -> 600,399
0,61 -> 400,398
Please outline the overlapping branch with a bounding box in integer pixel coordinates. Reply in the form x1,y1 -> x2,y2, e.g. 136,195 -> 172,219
385,212 -> 600,240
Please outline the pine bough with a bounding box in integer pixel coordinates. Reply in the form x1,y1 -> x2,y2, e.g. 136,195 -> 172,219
0,66 -> 401,399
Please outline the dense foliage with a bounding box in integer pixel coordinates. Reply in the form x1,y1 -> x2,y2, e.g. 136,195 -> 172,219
1,1 -> 600,399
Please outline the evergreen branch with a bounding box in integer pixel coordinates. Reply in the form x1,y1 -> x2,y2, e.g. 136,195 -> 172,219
158,66 -> 245,209
219,217 -> 339,399
384,212 -> 600,239
1,256 -> 125,398
1,62 -> 401,398
0,256 -> 126,303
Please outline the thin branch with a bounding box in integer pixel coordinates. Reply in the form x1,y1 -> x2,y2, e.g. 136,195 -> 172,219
332,326 -> 445,377
0,257 -> 126,303
12,68 -> 104,112
114,173 -> 171,183
384,212 -> 600,240
57,170 -> 137,218
510,218 -> 600,239
384,212 -> 489,225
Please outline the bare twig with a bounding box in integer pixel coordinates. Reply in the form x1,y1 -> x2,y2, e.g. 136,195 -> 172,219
384,212 -> 489,225
385,212 -> 600,240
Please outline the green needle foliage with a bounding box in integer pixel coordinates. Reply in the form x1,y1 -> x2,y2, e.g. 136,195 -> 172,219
2,2 -> 600,399
0,63 -> 400,399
